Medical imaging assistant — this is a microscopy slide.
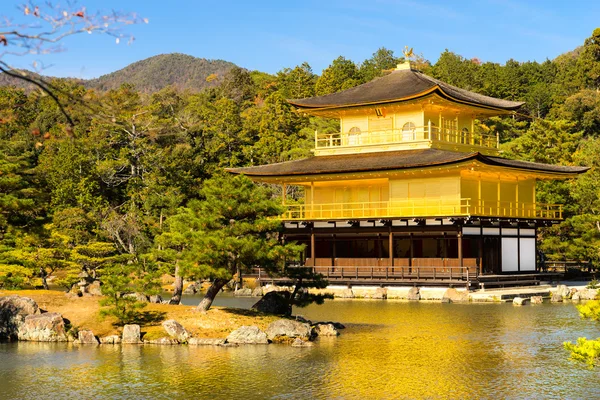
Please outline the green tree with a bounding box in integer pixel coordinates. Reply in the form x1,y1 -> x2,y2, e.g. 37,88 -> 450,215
359,47 -> 402,82
315,56 -> 362,96
159,174 -> 302,312
277,62 -> 317,99
577,28 -> 600,90
564,293 -> 600,367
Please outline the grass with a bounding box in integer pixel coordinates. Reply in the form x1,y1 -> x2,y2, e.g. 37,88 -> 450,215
0,289 -> 281,340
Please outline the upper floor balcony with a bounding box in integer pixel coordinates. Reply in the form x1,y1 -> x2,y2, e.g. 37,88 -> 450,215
314,123 -> 499,156
282,199 -> 563,221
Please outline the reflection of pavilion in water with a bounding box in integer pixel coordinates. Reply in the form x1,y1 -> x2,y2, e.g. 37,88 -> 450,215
230,60 -> 588,288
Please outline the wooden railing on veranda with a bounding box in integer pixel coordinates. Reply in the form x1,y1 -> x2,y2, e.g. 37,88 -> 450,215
282,199 -> 563,221
315,125 -> 498,150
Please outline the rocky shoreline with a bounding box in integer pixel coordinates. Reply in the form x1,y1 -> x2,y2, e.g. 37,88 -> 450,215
0,295 -> 342,347
235,283 -> 599,304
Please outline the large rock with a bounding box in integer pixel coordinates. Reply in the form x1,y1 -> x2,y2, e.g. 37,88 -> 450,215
572,292 -> 581,302
188,337 -> 226,346
313,323 -> 339,337
252,291 -> 291,315
530,296 -> 543,304
0,296 -> 40,341
99,335 -> 121,344
122,324 -> 142,344
162,319 -> 189,342
77,330 -> 99,344
226,326 -> 269,344
513,297 -> 529,306
252,287 -> 264,297
372,287 -> 387,300
442,288 -> 469,303
340,288 -> 354,299
234,288 -> 252,297
551,293 -> 563,303
266,319 -> 312,342
407,287 -> 420,301
18,312 -> 68,342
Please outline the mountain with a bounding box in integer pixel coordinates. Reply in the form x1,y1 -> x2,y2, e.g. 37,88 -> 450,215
0,53 -> 237,93
86,53 -> 237,92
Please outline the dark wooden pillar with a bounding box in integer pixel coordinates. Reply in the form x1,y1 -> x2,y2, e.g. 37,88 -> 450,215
389,230 -> 394,267
458,230 -> 463,268
409,232 -> 414,267
478,227 -> 483,275
310,229 -> 315,264
331,234 -> 336,268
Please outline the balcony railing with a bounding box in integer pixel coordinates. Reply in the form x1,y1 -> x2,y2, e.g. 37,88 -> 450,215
315,125 -> 498,150
282,199 -> 562,220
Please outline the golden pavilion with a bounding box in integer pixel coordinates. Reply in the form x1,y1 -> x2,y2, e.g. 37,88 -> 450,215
229,59 -> 588,288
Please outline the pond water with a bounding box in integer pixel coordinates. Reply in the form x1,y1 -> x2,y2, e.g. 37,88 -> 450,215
1,295 -> 599,400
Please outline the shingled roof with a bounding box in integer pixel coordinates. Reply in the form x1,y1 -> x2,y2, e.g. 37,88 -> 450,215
288,67 -> 524,111
227,149 -> 588,177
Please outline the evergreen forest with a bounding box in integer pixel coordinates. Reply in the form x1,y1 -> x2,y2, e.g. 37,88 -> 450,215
2,28 -> 600,293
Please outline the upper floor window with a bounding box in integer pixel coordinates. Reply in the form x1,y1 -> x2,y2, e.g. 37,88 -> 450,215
402,122 -> 416,141
348,126 -> 361,145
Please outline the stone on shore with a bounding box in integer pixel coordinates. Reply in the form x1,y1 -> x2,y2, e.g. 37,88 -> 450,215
77,330 -> 99,344
372,287 -> 387,300
183,282 -> 200,295
251,287 -> 264,297
234,288 -> 253,297
313,323 -> 339,337
188,337 -> 227,346
407,287 -> 420,301
149,295 -> 163,304
551,293 -> 563,303
86,281 -> 103,296
291,337 -> 314,347
442,288 -> 469,303
556,285 -> 570,298
266,319 -> 312,342
579,288 -> 599,300
99,335 -> 121,344
162,319 -> 189,342
124,293 -> 149,303
341,288 -> 354,299
18,312 -> 68,342
0,296 -> 40,341
513,297 -> 529,306
226,326 -> 269,344
530,296 -> 543,304
122,324 -> 142,344
252,291 -> 291,315
145,337 -> 179,345
572,292 -> 581,302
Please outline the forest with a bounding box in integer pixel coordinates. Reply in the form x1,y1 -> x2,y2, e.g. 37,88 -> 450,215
1,27 -> 600,299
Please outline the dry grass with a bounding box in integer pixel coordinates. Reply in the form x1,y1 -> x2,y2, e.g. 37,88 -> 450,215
0,289 -> 281,340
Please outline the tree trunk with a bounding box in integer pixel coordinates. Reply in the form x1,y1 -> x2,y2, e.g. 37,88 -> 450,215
40,267 -> 49,290
197,278 -> 229,312
169,262 -> 183,305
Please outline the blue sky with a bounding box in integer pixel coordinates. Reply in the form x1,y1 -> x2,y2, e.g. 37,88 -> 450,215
3,0 -> 600,79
